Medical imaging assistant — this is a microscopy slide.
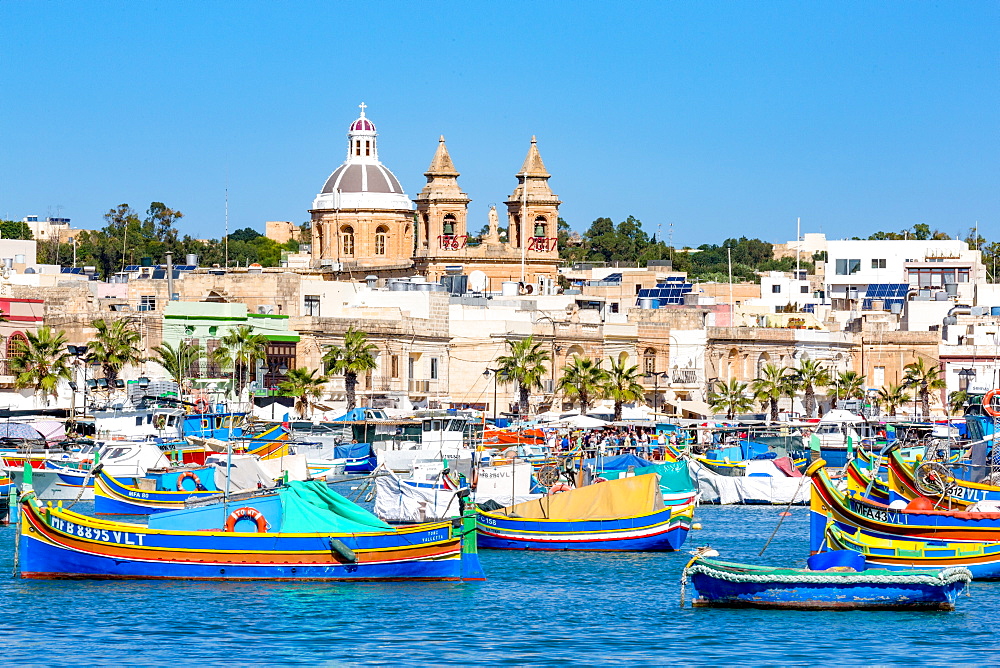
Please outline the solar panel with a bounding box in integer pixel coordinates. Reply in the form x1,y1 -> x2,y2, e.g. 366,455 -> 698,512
601,272 -> 622,283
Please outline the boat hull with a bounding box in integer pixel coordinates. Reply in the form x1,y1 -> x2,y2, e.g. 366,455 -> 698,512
690,574 -> 964,610
94,471 -> 217,515
476,504 -> 692,551
18,502 -> 485,582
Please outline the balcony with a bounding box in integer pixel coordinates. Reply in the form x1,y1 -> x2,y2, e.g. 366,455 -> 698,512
671,369 -> 699,385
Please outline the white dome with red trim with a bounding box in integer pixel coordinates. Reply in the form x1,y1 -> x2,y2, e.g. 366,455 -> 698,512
312,103 -> 412,212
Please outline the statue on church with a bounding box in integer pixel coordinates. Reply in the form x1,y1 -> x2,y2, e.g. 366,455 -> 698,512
483,205 -> 502,245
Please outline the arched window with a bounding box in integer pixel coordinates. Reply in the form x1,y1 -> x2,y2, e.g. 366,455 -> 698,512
727,348 -> 740,380
375,226 -> 388,256
341,226 -> 355,256
756,353 -> 770,377
442,214 -> 456,236
534,216 -> 547,238
6,332 -> 27,376
643,347 -> 656,374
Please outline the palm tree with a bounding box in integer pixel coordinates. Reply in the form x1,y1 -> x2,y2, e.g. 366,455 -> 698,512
948,389 -> 969,415
322,328 -> 377,411
495,335 -> 550,416
603,356 -> 645,421
708,379 -> 753,420
279,367 -> 328,418
876,383 -> 910,416
151,340 -> 205,389
751,363 -> 794,422
212,325 -> 270,399
88,318 -> 143,387
557,356 -> 607,414
9,326 -> 73,407
791,359 -> 830,418
833,370 -> 866,401
903,358 -> 946,417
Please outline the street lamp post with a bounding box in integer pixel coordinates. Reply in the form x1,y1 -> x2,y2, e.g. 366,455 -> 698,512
483,367 -> 500,422
644,371 -> 668,417
267,362 -> 289,420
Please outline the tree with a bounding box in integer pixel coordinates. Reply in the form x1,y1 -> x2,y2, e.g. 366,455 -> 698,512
0,220 -> 33,240
212,325 -> 270,399
322,328 -> 377,411
791,359 -> 830,418
751,363 -> 794,422
279,367 -> 328,418
557,356 -> 607,415
948,390 -> 969,416
495,336 -> 550,416
903,358 -> 946,417
229,227 -> 262,242
833,371 -> 866,400
876,383 -> 910,416
708,379 -> 753,420
151,340 -> 205,388
9,326 -> 72,407
603,356 -> 645,421
88,319 -> 144,387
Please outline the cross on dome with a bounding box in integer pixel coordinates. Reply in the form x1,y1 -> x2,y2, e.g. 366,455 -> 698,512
350,102 -> 375,133
359,101 -> 367,115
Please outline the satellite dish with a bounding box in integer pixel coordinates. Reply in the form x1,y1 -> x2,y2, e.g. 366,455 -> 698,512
468,270 -> 488,292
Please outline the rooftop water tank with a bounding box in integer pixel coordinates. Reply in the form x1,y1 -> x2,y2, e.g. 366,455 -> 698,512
501,281 -> 520,297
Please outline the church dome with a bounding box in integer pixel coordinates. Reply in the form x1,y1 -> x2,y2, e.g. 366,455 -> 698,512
312,104 -> 412,212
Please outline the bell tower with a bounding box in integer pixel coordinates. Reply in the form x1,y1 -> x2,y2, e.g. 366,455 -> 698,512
505,136 -> 560,256
413,135 -> 470,253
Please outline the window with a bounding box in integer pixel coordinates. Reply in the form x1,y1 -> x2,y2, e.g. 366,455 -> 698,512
635,284 -> 643,295
365,141 -> 371,156
609,302 -> 619,313
873,366 -> 885,388
909,267 -> 968,287
872,259 -> 886,269
800,285 -> 809,294
139,295 -> 156,311
643,348 -> 656,374
341,226 -> 355,256
304,295 -> 321,317
391,355 -> 399,379
355,140 -> 361,156
430,357 -> 438,380
772,285 -> 781,294
375,226 -> 387,255
835,259 -> 861,275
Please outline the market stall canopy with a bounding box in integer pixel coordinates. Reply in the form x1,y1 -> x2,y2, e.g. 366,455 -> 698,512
554,414 -> 611,429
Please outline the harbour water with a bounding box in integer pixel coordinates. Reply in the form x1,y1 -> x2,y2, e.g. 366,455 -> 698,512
3,504 -> 999,664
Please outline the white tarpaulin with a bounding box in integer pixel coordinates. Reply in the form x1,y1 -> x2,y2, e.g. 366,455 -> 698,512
554,414 -> 610,429
374,469 -> 465,523
689,460 -> 810,505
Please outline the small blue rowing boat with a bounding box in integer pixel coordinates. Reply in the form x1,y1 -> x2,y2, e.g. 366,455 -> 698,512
683,549 -> 971,610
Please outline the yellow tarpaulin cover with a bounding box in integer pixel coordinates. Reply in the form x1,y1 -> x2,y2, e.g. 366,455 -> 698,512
505,473 -> 664,520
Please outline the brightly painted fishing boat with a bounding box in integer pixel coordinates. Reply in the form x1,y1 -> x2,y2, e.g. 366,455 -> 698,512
94,468 -> 221,515
808,459 -> 1000,551
476,473 -> 694,551
844,455 -> 890,504
825,521 -> 1000,580
683,551 -> 971,610
16,472 -> 485,582
0,473 -> 11,494
885,450 -> 1000,509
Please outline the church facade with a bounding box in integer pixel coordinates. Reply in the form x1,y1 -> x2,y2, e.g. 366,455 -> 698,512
310,106 -> 561,289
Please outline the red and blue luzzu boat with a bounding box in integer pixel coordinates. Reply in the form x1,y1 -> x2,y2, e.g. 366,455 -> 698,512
16,468 -> 485,582
477,473 -> 694,551
94,467 -> 221,515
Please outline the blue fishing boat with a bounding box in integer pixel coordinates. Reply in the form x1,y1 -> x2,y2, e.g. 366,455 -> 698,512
16,468 -> 485,582
683,550 -> 971,610
477,473 -> 694,551
94,468 -> 221,515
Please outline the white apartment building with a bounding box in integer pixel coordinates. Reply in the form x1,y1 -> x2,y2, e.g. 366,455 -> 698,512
825,239 -> 985,311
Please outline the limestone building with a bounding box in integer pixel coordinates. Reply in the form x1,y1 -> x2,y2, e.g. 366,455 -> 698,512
309,105 -> 415,271
413,135 -> 562,289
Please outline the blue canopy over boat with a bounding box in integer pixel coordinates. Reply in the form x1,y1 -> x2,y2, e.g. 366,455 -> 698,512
586,453 -> 652,470
333,442 -> 375,460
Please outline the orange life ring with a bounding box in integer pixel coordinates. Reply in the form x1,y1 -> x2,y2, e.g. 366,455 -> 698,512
224,507 -> 268,533
984,389 -> 1000,417
548,483 -> 572,495
176,470 -> 200,491
194,397 -> 210,414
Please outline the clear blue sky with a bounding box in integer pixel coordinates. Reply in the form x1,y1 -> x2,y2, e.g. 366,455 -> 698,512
1,2 -> 997,247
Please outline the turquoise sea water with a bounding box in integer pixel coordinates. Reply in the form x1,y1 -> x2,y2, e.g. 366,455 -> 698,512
3,503 -> 999,665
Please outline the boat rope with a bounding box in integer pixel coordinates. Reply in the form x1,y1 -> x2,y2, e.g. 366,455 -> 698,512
66,463 -> 103,510
683,562 -> 972,587
679,546 -> 717,607
758,471 -> 811,556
